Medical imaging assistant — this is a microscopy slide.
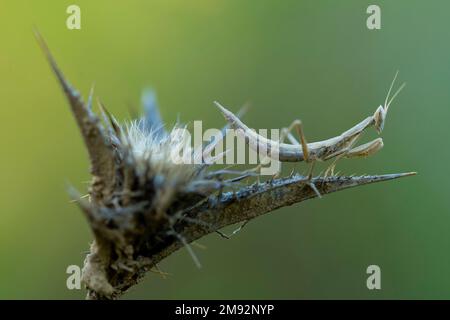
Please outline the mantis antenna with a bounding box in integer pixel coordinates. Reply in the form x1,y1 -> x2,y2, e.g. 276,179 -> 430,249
385,71 -> 406,111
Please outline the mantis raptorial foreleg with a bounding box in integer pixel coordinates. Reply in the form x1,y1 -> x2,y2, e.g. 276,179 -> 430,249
323,134 -> 385,177
345,138 -> 384,159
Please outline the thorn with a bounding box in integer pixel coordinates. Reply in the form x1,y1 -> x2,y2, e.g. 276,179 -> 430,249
216,220 -> 250,239
66,185 -> 98,224
307,181 -> 322,198
98,98 -> 122,138
168,230 -> 202,269
289,168 -> 295,178
191,241 -> 207,250
87,82 -> 95,110
35,29 -> 115,196
150,265 -> 170,279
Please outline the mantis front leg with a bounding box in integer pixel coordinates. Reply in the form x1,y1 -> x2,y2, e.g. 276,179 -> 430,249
323,137 -> 384,177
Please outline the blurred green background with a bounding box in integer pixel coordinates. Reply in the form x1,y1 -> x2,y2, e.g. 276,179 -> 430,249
0,0 -> 449,299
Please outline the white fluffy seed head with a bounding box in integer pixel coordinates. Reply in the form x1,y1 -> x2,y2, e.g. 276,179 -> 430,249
122,119 -> 201,186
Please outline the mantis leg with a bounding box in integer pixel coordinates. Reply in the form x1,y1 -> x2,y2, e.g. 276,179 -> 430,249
267,119 -> 311,178
283,120 -> 315,177
283,119 -> 310,162
280,120 -> 321,197
323,137 -> 384,177
344,138 -> 384,159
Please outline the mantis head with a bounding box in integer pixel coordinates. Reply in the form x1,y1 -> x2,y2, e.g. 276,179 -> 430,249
374,71 -> 406,133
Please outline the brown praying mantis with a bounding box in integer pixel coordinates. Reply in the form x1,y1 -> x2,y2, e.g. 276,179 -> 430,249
214,72 -> 406,179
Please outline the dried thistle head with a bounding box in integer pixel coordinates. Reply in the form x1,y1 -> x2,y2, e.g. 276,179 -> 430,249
36,30 -> 415,299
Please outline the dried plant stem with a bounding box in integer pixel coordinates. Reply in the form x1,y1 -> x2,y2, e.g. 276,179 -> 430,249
84,172 -> 414,299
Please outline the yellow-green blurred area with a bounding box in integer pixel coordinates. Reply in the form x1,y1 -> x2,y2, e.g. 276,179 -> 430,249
0,0 -> 449,299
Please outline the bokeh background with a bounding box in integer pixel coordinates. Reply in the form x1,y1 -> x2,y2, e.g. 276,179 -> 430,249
0,0 -> 449,299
